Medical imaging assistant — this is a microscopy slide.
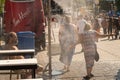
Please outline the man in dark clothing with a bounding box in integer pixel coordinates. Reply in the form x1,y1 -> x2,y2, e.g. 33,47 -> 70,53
108,17 -> 114,40
114,17 -> 120,39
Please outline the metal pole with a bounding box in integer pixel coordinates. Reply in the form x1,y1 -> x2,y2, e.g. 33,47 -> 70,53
48,0 -> 52,78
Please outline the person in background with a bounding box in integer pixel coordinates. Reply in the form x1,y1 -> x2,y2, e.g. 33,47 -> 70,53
76,15 -> 87,52
113,16 -> 120,39
93,18 -> 101,33
59,15 -> 78,72
92,18 -> 101,42
76,15 -> 86,35
108,16 -> 114,40
101,15 -> 109,35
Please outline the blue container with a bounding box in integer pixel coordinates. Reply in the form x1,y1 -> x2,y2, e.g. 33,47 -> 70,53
17,31 -> 35,49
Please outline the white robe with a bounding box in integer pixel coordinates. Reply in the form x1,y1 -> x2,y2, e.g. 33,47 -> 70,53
59,23 -> 78,66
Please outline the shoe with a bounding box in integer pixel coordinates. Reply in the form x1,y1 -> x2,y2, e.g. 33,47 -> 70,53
83,74 -> 94,80
83,75 -> 90,80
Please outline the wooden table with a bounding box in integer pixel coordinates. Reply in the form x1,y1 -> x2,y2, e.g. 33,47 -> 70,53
0,58 -> 37,78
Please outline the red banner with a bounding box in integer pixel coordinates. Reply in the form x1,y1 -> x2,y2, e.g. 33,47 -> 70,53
4,0 -> 45,37
4,0 -> 35,32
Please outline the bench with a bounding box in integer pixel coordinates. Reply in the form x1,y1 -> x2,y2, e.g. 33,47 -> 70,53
0,49 -> 35,58
0,58 -> 37,78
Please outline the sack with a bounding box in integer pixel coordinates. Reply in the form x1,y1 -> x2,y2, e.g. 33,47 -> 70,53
95,51 -> 99,62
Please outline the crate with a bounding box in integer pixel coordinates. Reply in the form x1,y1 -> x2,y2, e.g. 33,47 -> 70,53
17,31 -> 35,49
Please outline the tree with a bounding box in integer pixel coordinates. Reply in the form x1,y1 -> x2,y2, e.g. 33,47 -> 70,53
116,0 -> 120,11
99,0 -> 111,12
0,0 -> 5,16
51,0 -> 63,15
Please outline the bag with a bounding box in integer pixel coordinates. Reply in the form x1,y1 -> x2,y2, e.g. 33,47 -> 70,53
95,51 -> 99,62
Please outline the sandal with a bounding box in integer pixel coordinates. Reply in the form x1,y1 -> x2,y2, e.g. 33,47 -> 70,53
83,75 -> 91,80
83,74 -> 94,80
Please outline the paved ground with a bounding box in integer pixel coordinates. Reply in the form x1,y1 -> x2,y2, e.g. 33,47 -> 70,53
35,27 -> 120,80
1,27 -> 120,80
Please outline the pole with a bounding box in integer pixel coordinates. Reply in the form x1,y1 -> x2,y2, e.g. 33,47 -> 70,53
44,0 -> 63,78
48,0 -> 52,78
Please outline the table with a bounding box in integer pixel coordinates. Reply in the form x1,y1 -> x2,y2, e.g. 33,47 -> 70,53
0,58 -> 37,78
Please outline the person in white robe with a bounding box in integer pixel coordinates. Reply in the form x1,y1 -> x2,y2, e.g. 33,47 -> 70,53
59,15 -> 78,71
